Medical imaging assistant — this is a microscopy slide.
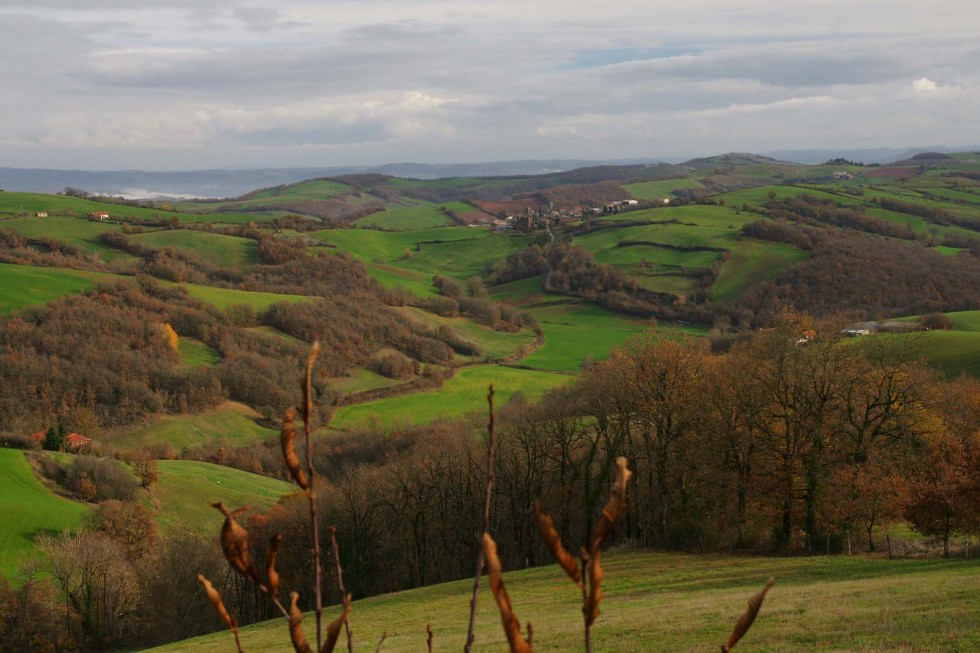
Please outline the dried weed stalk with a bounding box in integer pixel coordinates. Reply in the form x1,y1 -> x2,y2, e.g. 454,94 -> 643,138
483,533 -> 533,653
463,384 -> 497,653
201,340 -> 351,653
721,578 -> 775,652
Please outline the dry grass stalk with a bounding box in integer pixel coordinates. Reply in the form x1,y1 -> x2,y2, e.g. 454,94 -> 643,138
303,341 -> 326,650
425,623 -> 433,653
482,533 -> 533,653
533,500 -> 582,587
328,526 -> 354,652
322,597 -> 351,653
584,456 -> 631,629
197,574 -> 243,653
265,534 -> 283,599
463,384 -> 498,653
288,592 -> 314,653
281,407 -> 309,491
375,631 -> 388,653
721,578 -> 775,652
212,502 -> 262,586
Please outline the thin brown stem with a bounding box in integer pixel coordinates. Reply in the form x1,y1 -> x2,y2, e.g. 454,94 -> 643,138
304,342 -> 324,651
426,623 -> 434,653
329,526 -> 354,653
580,554 -> 591,653
231,625 -> 245,653
463,384 -> 497,653
375,632 -> 388,653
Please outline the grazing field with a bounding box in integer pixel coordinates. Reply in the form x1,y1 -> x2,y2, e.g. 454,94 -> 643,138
108,402 -> 275,451
175,282 -> 312,311
331,365 -> 571,430
522,303 -> 653,372
146,550 -> 980,653
363,263 -> 439,297
153,460 -> 292,534
712,240 -> 809,303
329,368 -> 407,396
352,201 -> 465,230
622,177 -> 705,200
129,230 -> 259,268
910,311 -> 980,377
392,307 -> 538,360
178,337 -> 221,368
0,214 -> 132,261
0,263 -> 122,313
0,449 -> 88,578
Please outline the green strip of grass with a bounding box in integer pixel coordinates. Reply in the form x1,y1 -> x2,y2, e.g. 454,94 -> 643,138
0,449 -> 88,578
331,365 -> 570,430
109,402 -> 275,451
0,263 -> 121,313
153,460 -> 293,534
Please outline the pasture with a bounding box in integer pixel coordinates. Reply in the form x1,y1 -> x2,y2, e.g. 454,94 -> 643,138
330,365 -> 571,430
0,449 -> 88,578
712,240 -> 809,303
129,230 -> 259,268
621,177 -> 705,200
108,402 -> 275,451
0,263 -> 122,313
146,550 -> 980,652
153,460 -> 293,534
0,214 -> 131,261
175,282 -> 312,311
352,201 -> 473,230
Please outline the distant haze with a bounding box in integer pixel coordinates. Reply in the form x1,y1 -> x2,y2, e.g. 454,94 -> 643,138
1,1 -> 978,171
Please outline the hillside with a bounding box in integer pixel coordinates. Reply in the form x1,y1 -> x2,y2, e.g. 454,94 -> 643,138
146,550 -> 980,652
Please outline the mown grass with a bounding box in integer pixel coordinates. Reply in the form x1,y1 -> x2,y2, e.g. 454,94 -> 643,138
152,460 -> 293,534
353,201 -> 460,230
129,230 -> 259,268
712,240 -> 810,303
145,550 -> 980,652
178,337 -> 221,368
0,449 -> 88,578
331,365 -> 570,430
522,303 -> 653,372
363,263 -> 438,297
392,307 -> 538,361
175,282 -> 312,311
0,215 -> 132,261
109,402 -> 275,451
622,177 -> 705,200
0,263 -> 123,313
328,368 -> 407,396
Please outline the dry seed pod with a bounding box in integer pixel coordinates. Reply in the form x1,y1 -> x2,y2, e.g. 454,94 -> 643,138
303,341 -> 321,426
288,591 -> 314,653
265,533 -> 283,598
281,407 -> 309,490
426,623 -> 433,653
533,500 -> 582,586
584,553 -> 605,626
212,502 -> 262,585
320,595 -> 351,653
590,457 -> 632,551
483,533 -> 533,653
197,574 -> 235,630
722,578 -> 775,652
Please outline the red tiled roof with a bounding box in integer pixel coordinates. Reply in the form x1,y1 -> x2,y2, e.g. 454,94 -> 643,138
64,432 -> 92,448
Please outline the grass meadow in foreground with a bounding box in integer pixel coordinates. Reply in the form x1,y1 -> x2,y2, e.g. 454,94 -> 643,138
145,550 -> 980,652
0,449 -> 88,578
0,263 -> 122,313
331,365 -> 571,430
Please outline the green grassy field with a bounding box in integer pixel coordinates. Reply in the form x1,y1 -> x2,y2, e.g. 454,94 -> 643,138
178,337 -> 221,368
363,262 -> 439,297
521,303 -> 653,372
331,365 -> 571,430
109,402 -> 275,451
622,177 -> 705,200
712,239 -> 810,303
129,230 -> 259,268
352,201 -> 470,230
329,368 -> 408,396
0,263 -> 124,313
910,311 -> 980,377
153,460 -> 293,534
175,282 -> 313,311
145,550 -> 980,652
392,307 -> 538,361
0,449 -> 88,578
0,214 -> 132,261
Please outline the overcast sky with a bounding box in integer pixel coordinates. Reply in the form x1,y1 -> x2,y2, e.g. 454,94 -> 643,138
1,0 -> 978,170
